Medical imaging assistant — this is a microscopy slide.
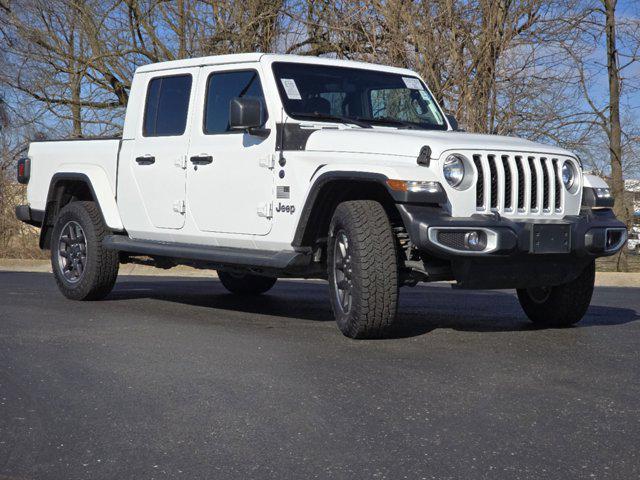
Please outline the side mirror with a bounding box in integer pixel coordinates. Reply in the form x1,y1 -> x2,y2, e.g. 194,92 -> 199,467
229,98 -> 270,138
446,114 -> 459,131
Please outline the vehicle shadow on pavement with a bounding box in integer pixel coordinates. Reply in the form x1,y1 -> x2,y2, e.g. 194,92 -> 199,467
388,304 -> 639,339
106,278 -> 640,338
109,278 -> 334,320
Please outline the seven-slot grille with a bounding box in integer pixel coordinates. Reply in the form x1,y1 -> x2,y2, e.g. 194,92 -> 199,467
472,153 -> 568,216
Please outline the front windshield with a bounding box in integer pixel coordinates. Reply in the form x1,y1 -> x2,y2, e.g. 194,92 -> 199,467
272,62 -> 447,130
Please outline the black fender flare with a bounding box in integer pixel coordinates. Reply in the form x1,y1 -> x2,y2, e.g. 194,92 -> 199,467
291,170 -> 447,248
39,173 -> 104,249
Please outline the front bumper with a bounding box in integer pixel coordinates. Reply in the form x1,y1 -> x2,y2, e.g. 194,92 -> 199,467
398,205 -> 627,289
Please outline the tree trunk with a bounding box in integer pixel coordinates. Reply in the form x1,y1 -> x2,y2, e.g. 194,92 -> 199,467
177,0 -> 186,59
71,72 -> 82,138
68,9 -> 82,138
604,0 -> 630,271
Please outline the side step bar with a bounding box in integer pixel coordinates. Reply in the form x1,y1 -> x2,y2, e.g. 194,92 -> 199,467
103,235 -> 311,270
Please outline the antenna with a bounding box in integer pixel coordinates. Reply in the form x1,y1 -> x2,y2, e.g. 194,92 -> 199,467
278,105 -> 286,167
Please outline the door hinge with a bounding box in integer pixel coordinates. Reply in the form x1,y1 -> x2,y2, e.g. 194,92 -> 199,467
175,155 -> 187,169
259,153 -> 276,170
173,200 -> 186,214
257,202 -> 273,219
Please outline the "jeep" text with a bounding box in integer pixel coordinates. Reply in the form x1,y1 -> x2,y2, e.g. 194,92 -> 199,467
275,203 -> 296,214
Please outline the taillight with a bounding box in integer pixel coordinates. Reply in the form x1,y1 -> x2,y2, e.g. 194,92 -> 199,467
17,157 -> 30,184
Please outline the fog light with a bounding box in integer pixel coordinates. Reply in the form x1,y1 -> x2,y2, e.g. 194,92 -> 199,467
465,231 -> 480,248
464,231 -> 487,251
430,228 -> 498,254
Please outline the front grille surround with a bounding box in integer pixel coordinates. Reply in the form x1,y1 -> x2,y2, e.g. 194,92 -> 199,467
449,151 -> 581,219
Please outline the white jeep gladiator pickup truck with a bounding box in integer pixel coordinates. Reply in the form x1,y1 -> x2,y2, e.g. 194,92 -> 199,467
16,53 -> 627,338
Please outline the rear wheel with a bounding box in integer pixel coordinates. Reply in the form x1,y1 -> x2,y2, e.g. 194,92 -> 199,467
217,271 -> 276,295
516,261 -> 595,327
327,200 -> 399,339
51,201 -> 119,300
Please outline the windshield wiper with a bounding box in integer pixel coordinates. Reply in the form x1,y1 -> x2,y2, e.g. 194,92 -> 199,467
355,116 -> 423,129
290,112 -> 372,128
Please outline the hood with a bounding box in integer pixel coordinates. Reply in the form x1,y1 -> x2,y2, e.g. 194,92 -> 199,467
304,127 -> 576,160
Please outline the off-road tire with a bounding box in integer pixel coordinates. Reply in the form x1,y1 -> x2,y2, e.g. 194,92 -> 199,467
51,201 -> 119,301
516,260 -> 595,327
327,200 -> 399,339
217,271 -> 277,295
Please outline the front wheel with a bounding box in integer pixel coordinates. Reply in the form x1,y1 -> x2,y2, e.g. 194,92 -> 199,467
327,200 -> 399,339
516,261 -> 595,327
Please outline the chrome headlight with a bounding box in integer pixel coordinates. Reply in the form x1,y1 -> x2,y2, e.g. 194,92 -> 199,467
443,154 -> 466,188
562,161 -> 577,190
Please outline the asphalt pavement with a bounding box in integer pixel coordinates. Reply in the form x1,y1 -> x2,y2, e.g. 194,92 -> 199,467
0,271 -> 639,480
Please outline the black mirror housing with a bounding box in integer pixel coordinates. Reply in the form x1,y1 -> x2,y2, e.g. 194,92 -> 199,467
229,98 -> 269,137
446,114 -> 459,131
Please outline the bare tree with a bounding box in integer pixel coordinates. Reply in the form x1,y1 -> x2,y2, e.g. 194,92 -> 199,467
0,0 -> 639,266
603,0 -> 636,269
0,0 -> 288,139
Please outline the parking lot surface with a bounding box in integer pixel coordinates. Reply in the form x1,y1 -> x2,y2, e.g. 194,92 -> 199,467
1,271 -> 639,479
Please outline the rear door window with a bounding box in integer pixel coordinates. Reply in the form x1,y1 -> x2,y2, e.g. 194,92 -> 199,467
143,74 -> 192,137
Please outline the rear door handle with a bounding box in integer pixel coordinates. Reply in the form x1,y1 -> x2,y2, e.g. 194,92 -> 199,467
135,155 -> 155,165
190,155 -> 213,165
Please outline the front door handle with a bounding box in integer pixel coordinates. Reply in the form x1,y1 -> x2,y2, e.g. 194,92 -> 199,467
190,155 -> 213,165
135,155 -> 155,165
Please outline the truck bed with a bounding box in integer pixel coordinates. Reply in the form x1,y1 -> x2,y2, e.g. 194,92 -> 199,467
26,138 -> 121,212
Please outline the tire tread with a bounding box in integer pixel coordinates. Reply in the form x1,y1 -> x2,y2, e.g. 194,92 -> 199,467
51,201 -> 119,301
329,200 -> 398,338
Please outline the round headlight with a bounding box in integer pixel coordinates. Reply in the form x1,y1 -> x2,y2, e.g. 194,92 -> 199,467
443,154 -> 465,188
562,161 -> 576,190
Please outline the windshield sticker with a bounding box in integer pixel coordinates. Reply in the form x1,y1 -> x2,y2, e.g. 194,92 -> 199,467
281,78 -> 302,100
419,90 -> 430,101
402,77 -> 423,90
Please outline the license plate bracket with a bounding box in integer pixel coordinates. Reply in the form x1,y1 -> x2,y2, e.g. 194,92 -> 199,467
530,224 -> 571,254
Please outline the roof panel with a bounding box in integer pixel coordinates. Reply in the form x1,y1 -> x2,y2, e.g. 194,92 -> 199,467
135,53 -> 265,73
135,53 -> 418,77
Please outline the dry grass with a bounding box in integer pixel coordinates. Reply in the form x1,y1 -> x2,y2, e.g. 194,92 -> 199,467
0,180 -> 46,259
597,252 -> 640,272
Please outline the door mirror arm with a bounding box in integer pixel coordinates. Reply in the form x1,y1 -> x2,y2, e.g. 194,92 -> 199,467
446,114 -> 463,132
